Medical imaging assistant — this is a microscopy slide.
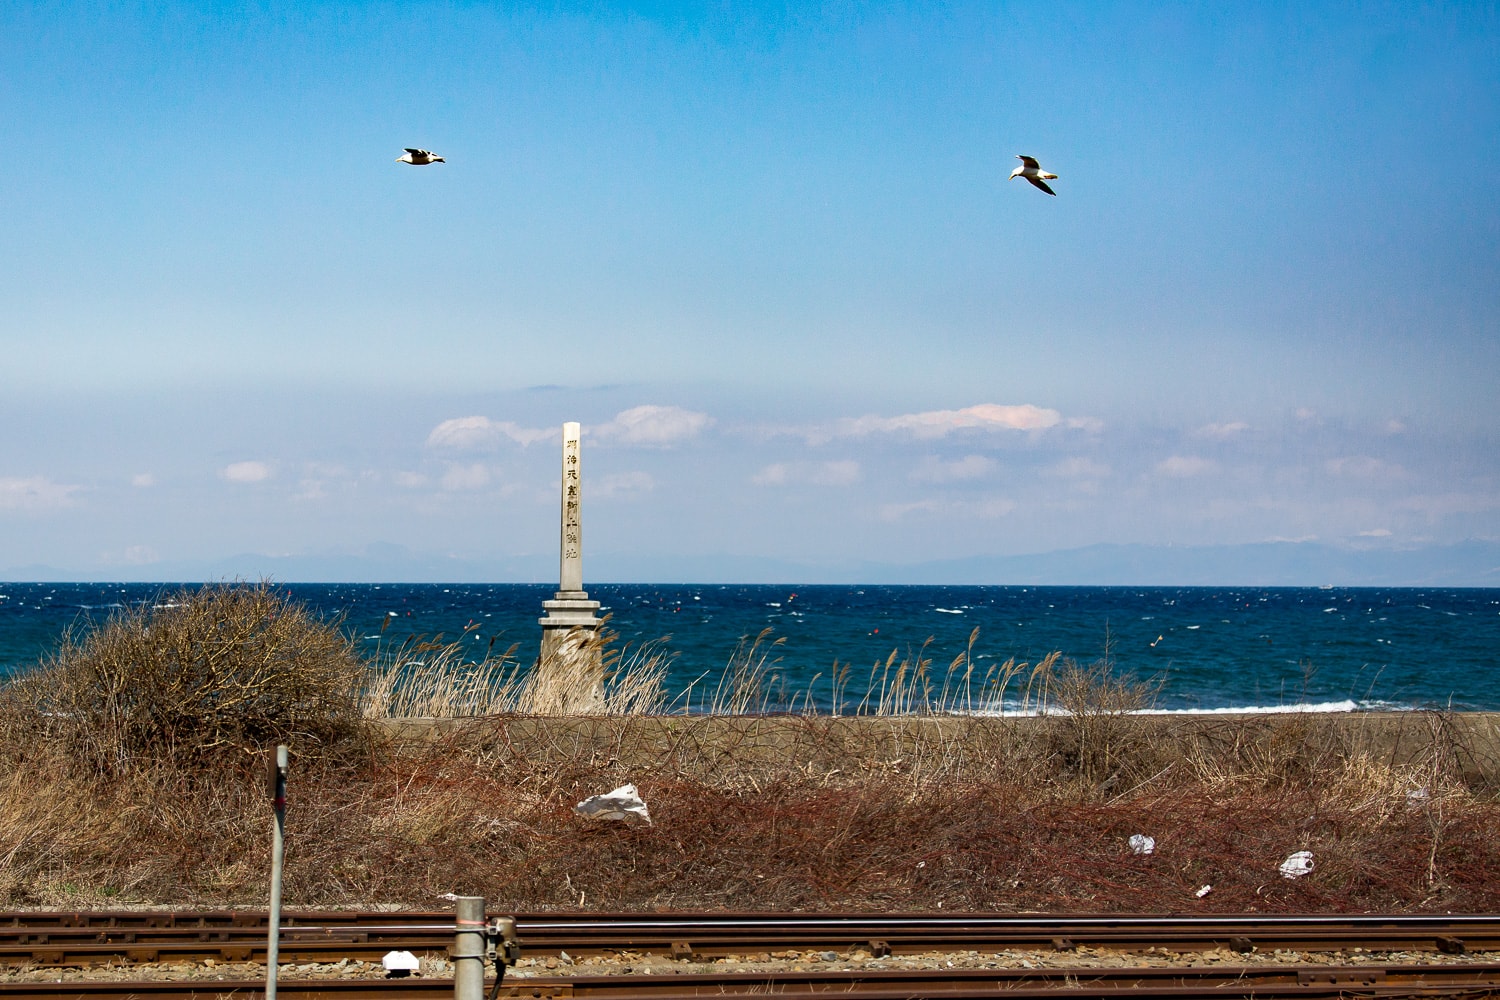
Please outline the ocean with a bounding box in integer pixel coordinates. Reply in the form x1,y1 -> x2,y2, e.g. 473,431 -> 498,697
1,583 -> 1497,712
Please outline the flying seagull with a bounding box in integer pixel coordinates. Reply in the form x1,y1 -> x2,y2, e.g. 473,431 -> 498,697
396,148 -> 445,165
1009,155 -> 1057,196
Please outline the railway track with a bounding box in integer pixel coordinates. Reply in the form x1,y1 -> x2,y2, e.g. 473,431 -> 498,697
6,963 -> 1500,1000
2,911 -> 1498,968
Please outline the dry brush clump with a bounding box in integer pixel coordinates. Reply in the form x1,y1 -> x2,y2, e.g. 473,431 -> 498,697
0,582 -> 368,905
3,581 -> 366,773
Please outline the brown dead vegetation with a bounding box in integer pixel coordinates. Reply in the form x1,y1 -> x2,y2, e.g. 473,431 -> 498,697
1,583 -> 1497,913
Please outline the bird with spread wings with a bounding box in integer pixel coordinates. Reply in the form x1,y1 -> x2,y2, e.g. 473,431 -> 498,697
396,148 -> 445,165
1009,155 -> 1057,196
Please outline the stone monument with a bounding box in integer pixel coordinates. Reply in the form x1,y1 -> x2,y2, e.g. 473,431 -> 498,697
537,421 -> 604,711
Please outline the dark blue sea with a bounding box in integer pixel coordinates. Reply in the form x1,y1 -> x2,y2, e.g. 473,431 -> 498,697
1,583 -> 1497,712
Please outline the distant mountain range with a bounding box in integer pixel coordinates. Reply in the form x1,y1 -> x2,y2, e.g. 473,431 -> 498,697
5,539 -> 1498,586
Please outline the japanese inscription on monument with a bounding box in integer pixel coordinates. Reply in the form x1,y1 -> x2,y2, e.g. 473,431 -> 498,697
559,425 -> 583,592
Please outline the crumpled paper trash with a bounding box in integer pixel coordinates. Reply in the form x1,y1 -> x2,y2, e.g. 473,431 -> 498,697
1279,850 -> 1315,878
1128,834 -> 1156,855
383,950 -> 421,977
575,783 -> 652,826
1194,884 -> 1213,898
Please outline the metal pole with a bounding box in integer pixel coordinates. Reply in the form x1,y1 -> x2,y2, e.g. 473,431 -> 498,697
452,896 -> 486,1000
266,745 -> 288,1000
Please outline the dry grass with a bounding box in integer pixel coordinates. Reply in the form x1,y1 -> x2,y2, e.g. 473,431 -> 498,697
360,618 -> 674,718
1,583 -> 1498,913
1,710 -> 1496,912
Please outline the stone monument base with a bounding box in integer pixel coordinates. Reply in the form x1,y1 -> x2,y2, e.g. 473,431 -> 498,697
537,590 -> 604,713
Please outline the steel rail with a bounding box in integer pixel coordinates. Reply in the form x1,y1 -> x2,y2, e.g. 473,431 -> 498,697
5,963 -> 1500,1000
2,912 -> 1498,968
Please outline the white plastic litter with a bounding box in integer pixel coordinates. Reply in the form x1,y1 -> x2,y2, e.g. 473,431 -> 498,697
1128,834 -> 1156,855
382,951 -> 421,974
575,783 -> 652,826
1195,885 -> 1213,898
1279,850 -> 1315,878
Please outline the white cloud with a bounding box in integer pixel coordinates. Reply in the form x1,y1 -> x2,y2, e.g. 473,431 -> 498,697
1385,419 -> 1407,434
394,471 -> 429,488
752,463 -> 789,486
596,471 -> 655,497
440,463 -> 491,491
130,473 -> 155,488
879,496 -> 1016,521
752,460 -> 861,487
294,462 -> 352,500
910,455 -> 996,482
1325,456 -> 1404,479
1196,421 -> 1249,439
879,499 -> 941,521
1358,528 -> 1393,537
1044,457 -> 1111,479
429,416 -> 494,449
597,405 -> 713,446
426,416 -> 552,450
811,460 -> 861,486
221,461 -> 272,483
294,480 -> 328,501
1156,455 -> 1216,478
972,497 -> 1018,518
833,403 -> 1066,439
0,476 -> 82,511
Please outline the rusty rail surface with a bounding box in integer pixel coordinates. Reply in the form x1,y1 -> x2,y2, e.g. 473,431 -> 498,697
6,963 -> 1500,1000
2,911 -> 1499,967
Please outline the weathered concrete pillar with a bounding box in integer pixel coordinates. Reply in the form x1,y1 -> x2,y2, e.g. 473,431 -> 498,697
537,422 -> 604,712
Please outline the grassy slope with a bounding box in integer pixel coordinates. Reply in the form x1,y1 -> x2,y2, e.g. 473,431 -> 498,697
2,712 -> 1498,912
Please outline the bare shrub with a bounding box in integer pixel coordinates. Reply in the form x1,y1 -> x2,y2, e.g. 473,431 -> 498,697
1039,652 -> 1162,787
4,581 -> 364,774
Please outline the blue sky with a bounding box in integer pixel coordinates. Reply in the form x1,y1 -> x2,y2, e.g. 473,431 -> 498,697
2,1 -> 1497,582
